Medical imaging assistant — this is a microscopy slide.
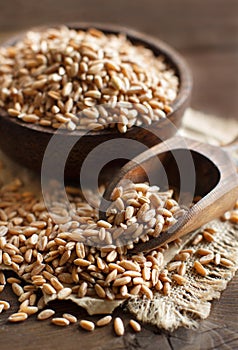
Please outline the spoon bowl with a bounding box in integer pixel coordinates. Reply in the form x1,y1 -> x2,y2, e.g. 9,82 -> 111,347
100,136 -> 238,253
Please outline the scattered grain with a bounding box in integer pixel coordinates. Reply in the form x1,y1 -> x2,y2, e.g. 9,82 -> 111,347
0,300 -> 10,310
203,231 -> 215,242
194,261 -> 208,276
37,309 -> 55,320
220,258 -> 234,267
8,312 -> 28,322
51,317 -> 70,326
96,315 -> 112,327
129,319 -> 141,332
172,274 -> 187,285
63,313 -> 77,323
114,317 -> 125,336
79,319 -> 95,331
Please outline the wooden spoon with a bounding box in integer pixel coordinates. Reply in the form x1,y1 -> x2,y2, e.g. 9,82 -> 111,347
100,135 -> 238,253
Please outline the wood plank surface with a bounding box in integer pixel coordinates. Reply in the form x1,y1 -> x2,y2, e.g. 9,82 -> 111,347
1,0 -> 238,50
0,1 -> 238,349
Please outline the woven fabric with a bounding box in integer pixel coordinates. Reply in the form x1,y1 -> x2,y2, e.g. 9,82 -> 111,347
127,221 -> 238,330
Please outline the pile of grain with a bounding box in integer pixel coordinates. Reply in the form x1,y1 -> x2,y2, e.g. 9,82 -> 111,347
0,176 -> 237,335
0,26 -> 179,132
0,178 -> 185,301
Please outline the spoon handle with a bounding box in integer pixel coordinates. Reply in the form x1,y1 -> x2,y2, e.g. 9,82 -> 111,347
222,135 -> 238,167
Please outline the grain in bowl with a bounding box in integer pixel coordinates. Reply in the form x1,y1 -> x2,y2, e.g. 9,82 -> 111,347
0,26 -> 179,133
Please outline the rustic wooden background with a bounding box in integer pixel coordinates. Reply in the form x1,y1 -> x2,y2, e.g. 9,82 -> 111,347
0,1 -> 238,349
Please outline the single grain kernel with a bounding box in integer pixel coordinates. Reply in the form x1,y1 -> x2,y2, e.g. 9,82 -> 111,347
96,315 -> 112,327
8,312 -> 28,322
174,252 -> 190,261
163,282 -> 171,295
79,320 -> 95,331
57,287 -> 72,300
194,261 -> 208,276
192,234 -> 203,245
51,317 -> 70,326
129,319 -> 141,332
172,274 -> 187,285
114,317 -> 125,336
37,309 -> 55,320
203,231 -> 215,242
220,258 -> 234,267
0,300 -> 10,310
63,313 -> 77,323
200,253 -> 214,265
177,262 -> 186,276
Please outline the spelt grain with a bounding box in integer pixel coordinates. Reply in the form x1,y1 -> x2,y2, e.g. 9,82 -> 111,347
8,312 -> 28,322
194,261 -> 208,276
172,274 -> 187,285
57,287 -> 72,300
96,315 -> 112,327
37,309 -> 55,320
52,317 -> 70,326
0,27 -> 178,132
79,319 -> 95,331
114,317 -> 124,336
200,253 -> 214,265
220,258 -> 234,267
203,231 -> 215,242
0,300 -> 10,310
129,319 -> 141,332
63,313 -> 77,323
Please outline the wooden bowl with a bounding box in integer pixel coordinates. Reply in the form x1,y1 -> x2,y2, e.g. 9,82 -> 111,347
0,23 -> 192,183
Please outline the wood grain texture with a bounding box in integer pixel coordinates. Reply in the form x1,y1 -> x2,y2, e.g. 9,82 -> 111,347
185,51 -> 238,120
0,1 -> 237,349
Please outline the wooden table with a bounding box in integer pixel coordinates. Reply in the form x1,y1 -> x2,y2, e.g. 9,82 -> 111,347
0,1 -> 237,349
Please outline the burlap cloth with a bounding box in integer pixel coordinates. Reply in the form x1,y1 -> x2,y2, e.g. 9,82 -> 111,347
1,108 -> 238,331
127,109 -> 238,331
